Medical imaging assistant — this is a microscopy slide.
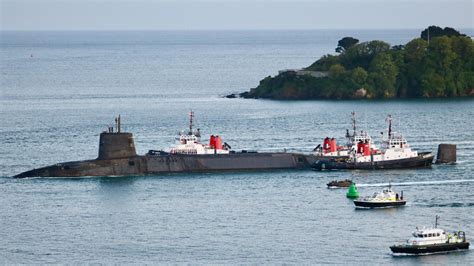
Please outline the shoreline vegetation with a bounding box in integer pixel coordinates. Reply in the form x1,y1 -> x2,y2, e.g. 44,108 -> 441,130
230,26 -> 474,100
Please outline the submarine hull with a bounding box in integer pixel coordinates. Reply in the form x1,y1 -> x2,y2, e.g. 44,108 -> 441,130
13,152 -> 318,178
313,152 -> 434,170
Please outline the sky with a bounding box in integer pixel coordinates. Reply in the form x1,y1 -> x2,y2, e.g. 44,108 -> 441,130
1,0 -> 473,31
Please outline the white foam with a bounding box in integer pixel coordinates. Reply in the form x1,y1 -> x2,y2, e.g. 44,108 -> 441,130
357,179 -> 474,187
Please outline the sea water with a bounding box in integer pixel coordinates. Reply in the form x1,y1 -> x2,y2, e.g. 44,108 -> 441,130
1,30 -> 473,264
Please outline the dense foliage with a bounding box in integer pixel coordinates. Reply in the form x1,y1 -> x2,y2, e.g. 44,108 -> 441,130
242,26 -> 474,100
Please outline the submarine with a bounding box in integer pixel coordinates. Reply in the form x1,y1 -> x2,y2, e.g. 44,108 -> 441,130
14,113 -> 318,178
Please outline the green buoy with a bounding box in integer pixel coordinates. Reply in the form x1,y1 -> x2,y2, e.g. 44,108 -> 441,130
346,183 -> 359,198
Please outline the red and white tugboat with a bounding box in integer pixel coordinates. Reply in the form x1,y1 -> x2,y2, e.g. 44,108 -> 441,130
167,111 -> 231,155
313,115 -> 434,170
390,216 -> 470,255
314,112 -> 377,158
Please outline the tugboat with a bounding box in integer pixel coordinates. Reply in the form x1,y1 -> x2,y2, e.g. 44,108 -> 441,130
390,216 -> 470,255
167,111 -> 231,155
314,112 -> 376,158
353,184 -> 406,208
327,179 -> 353,188
313,115 -> 434,170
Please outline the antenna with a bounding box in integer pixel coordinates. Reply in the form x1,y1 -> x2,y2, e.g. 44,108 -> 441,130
435,215 -> 439,228
113,114 -> 121,133
386,114 -> 392,138
189,110 -> 194,135
364,110 -> 367,135
351,111 -> 356,137
397,105 -> 401,135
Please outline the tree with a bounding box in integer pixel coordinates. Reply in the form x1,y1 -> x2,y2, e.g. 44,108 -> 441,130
369,53 -> 398,97
367,41 -> 391,55
306,54 -> 340,71
403,38 -> 429,97
449,36 -> 474,96
428,36 -> 457,72
421,25 -> 465,41
421,71 -> 445,97
329,64 -> 346,77
341,40 -> 390,69
351,67 -> 368,86
391,45 -> 405,51
336,37 -> 359,53
404,38 -> 428,63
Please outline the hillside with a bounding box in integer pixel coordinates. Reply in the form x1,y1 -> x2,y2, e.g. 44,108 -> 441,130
238,26 -> 474,100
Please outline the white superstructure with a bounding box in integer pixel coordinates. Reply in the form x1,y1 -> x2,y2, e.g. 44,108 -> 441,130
167,112 -> 230,155
351,115 -> 419,163
403,221 -> 466,246
407,228 -> 448,246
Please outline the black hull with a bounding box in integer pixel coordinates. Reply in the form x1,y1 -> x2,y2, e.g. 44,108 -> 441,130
13,152 -> 319,178
313,152 -> 434,170
390,242 -> 470,254
354,200 -> 406,208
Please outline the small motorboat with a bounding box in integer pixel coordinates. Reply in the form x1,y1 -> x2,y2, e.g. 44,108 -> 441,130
353,185 -> 405,208
327,179 -> 353,188
390,216 -> 470,255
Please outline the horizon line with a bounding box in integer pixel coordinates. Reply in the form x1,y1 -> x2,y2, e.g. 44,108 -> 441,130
2,27 -> 473,32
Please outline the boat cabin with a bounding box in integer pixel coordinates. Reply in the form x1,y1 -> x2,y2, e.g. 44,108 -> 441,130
408,228 -> 447,245
383,133 -> 409,149
352,132 -> 372,145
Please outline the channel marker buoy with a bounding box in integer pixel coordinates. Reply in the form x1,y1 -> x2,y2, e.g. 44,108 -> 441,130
346,183 -> 359,198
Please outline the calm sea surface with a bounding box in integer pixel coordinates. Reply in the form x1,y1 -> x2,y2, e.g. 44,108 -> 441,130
1,30 -> 473,264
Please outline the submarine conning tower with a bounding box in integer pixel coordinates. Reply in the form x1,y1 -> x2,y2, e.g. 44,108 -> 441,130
98,115 -> 137,160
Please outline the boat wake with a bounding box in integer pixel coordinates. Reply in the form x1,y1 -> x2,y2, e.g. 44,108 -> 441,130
421,202 -> 474,208
357,179 -> 474,187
